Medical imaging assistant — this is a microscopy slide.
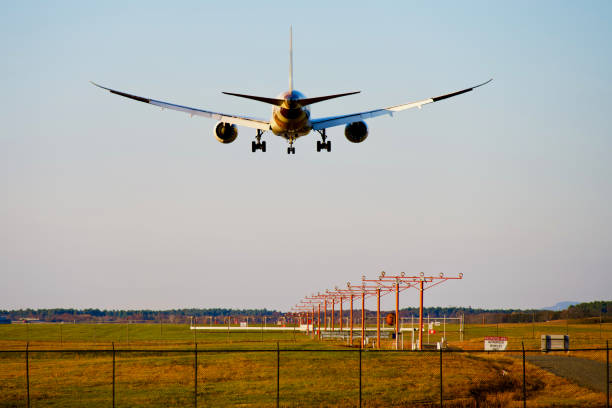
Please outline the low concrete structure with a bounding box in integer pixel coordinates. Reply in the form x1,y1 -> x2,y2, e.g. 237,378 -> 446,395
541,334 -> 569,352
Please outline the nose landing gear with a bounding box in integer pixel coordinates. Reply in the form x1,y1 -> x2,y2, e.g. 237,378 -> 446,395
252,129 -> 266,152
287,138 -> 296,155
316,130 -> 331,152
287,136 -> 296,155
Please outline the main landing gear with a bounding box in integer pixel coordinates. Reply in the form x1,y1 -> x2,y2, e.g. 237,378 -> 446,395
316,129 -> 331,152
251,129 -> 266,152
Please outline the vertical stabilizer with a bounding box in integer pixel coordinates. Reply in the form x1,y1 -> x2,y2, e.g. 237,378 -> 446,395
289,26 -> 293,93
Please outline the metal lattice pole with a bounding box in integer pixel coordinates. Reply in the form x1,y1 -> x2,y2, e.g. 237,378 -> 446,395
361,291 -> 365,349
324,299 -> 327,332
350,295 -> 353,346
318,304 -> 321,341
419,279 -> 424,350
395,281 -> 400,350
376,288 -> 381,350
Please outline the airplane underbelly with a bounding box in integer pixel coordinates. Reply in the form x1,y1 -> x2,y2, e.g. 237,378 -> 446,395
271,124 -> 312,138
270,108 -> 311,138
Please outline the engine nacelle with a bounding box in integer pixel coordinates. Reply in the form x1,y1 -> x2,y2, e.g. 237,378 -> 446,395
214,122 -> 238,144
344,121 -> 368,143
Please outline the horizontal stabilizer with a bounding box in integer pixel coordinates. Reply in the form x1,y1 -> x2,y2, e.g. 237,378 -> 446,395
222,92 -> 285,106
297,91 -> 360,106
223,90 -> 360,107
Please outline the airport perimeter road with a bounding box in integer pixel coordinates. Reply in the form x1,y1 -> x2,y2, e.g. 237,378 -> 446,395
525,354 -> 608,393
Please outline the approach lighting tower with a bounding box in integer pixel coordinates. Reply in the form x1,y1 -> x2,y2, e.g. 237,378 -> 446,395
375,272 -> 463,350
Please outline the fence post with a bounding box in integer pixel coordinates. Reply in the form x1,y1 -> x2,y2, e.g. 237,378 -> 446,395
26,342 -> 30,408
606,339 -> 609,408
276,341 -> 280,408
112,342 -> 116,408
522,342 -> 526,408
194,342 -> 198,408
359,347 -> 362,408
440,347 -> 443,407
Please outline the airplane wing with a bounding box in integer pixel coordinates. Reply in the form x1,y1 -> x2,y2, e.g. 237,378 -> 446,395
91,82 -> 270,131
311,79 -> 492,130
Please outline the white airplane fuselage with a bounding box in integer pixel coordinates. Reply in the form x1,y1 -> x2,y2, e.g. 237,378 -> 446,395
270,90 -> 312,139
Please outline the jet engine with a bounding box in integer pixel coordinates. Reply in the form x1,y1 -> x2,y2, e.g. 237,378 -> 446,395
344,121 -> 368,143
214,122 -> 238,144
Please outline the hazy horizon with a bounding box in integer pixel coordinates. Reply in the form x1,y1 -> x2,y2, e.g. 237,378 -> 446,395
2,1 -> 611,312
0,299 -> 593,313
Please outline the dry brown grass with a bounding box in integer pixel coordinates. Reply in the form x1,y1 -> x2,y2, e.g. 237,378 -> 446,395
0,322 -> 610,407
1,348 -> 607,407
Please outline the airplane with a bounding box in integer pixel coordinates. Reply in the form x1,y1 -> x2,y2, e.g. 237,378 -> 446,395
92,28 -> 491,155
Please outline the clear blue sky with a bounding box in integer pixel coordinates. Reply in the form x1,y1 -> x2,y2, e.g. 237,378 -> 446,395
1,1 -> 611,311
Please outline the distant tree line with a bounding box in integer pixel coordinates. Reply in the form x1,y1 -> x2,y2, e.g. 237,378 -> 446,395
395,301 -> 611,323
564,301 -> 610,319
1,300 -> 609,323
0,308 -> 282,323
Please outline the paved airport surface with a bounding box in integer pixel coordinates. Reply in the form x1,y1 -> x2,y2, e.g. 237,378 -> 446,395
524,354 -> 608,393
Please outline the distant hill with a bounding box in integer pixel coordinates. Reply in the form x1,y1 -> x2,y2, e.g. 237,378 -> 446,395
542,301 -> 580,311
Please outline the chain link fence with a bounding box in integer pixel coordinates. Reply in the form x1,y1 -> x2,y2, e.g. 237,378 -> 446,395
1,342 -> 610,407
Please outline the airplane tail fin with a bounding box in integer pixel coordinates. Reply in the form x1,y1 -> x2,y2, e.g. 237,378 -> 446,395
223,27 -> 361,107
289,26 -> 293,93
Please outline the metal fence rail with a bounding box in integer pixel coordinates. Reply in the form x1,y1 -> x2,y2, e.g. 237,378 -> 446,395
1,342 -> 609,407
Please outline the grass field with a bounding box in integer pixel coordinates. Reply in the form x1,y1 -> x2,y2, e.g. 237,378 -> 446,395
0,321 -> 610,407
1,319 -> 609,350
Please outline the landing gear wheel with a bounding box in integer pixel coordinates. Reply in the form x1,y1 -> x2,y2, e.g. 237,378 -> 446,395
317,141 -> 331,152
287,147 -> 295,154
252,130 -> 266,153
252,141 -> 266,153
316,130 -> 331,152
